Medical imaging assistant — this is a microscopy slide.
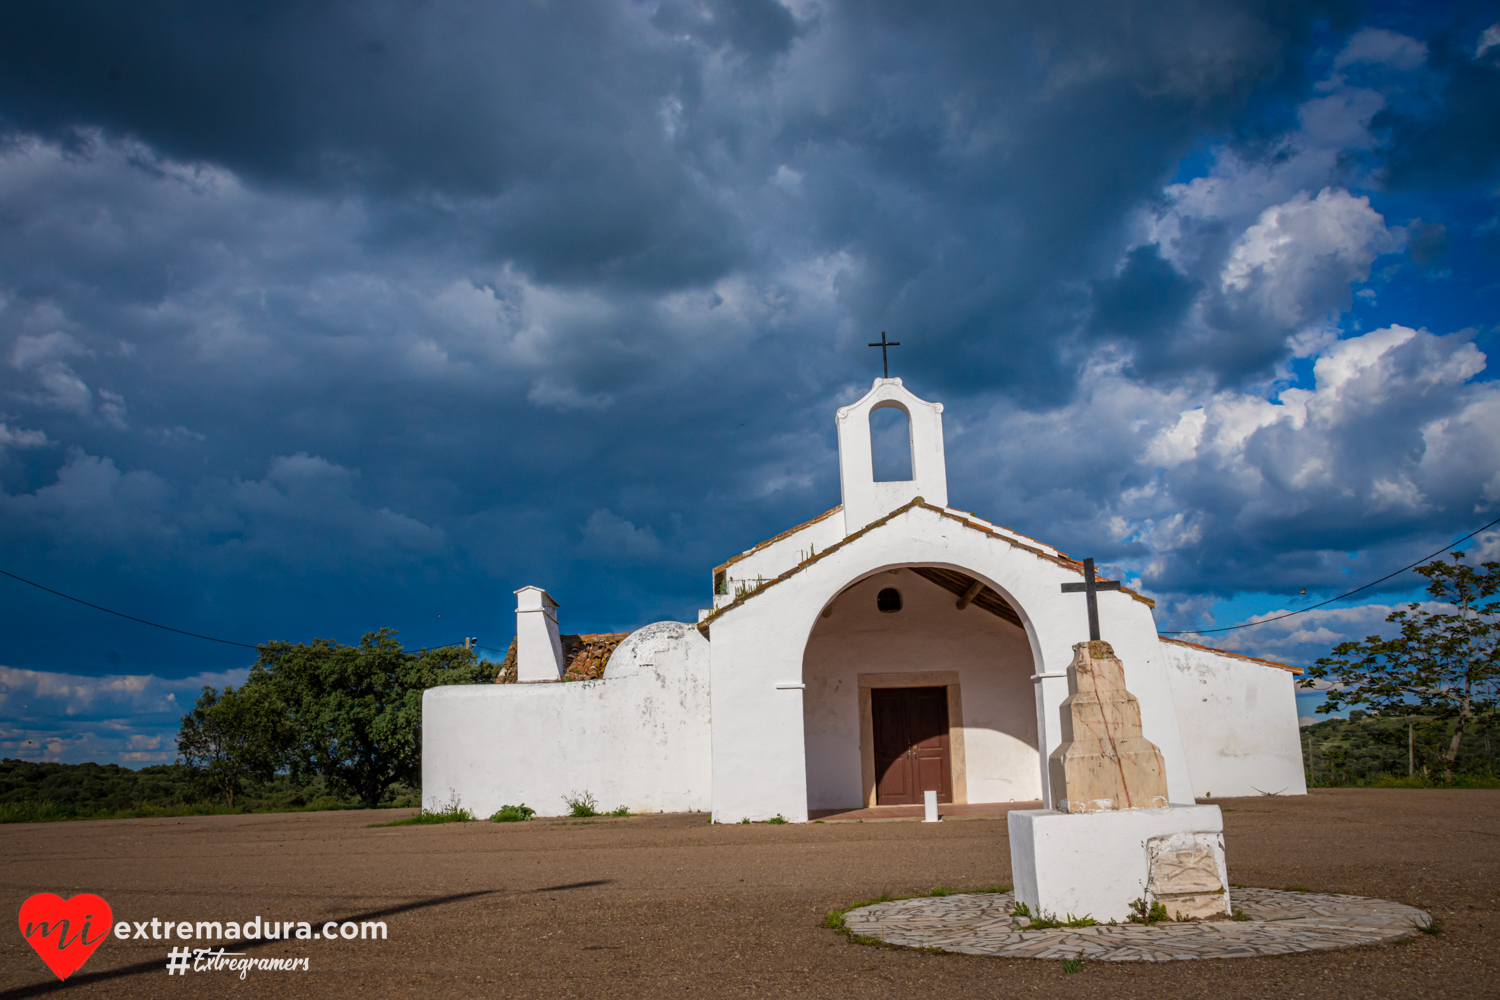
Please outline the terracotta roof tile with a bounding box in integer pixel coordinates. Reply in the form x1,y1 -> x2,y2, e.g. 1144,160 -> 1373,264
493,632 -> 633,683
713,506 -> 843,574
697,497 -> 1154,637
1160,636 -> 1300,674
560,632 -> 632,680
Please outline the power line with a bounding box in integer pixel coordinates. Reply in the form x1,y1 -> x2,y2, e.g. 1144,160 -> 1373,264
11,512 -> 1498,649
0,565 -> 511,655
1160,514 -> 1500,636
0,568 -> 260,649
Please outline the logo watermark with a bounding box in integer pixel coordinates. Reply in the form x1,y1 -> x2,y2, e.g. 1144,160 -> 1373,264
116,917 -> 386,941
166,946 -> 312,979
19,891 -> 387,982
18,893 -> 113,981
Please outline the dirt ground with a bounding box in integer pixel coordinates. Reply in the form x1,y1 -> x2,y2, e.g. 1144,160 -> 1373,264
4,789 -> 1496,999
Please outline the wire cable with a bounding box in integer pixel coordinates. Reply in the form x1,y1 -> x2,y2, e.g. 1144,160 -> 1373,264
0,565 -> 516,656
10,513 -> 1498,648
1160,514 -> 1500,635
0,568 -> 260,649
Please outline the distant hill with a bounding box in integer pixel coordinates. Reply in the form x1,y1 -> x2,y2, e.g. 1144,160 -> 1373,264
0,758 -> 418,822
1298,708 -> 1499,787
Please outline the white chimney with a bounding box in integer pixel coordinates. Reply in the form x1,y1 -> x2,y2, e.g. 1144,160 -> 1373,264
514,586 -> 564,682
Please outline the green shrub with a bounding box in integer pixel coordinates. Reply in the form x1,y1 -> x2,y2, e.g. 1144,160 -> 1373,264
490,804 -> 536,822
564,791 -> 599,818
369,796 -> 474,827
1127,898 -> 1169,925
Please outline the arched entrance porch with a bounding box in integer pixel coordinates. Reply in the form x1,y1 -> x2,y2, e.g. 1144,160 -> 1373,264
801,564 -> 1043,816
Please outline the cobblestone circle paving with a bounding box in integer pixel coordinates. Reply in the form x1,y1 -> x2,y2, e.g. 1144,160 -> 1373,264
841,888 -> 1432,961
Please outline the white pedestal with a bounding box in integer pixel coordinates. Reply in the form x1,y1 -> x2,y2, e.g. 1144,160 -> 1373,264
1008,804 -> 1228,923
923,790 -> 940,823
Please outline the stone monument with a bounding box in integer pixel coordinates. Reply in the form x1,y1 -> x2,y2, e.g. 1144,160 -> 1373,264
1009,569 -> 1231,923
1047,640 -> 1170,814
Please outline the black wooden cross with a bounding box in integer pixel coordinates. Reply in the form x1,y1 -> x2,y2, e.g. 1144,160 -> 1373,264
1060,557 -> 1121,642
867,331 -> 900,378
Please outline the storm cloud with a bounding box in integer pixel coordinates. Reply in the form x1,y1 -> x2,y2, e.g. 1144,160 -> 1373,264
0,1 -> 1495,761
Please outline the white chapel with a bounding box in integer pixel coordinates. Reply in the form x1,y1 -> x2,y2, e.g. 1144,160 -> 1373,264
424,378 -> 1307,821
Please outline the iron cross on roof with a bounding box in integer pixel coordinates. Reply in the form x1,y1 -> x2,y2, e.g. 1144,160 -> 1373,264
1060,557 -> 1121,642
868,331 -> 900,378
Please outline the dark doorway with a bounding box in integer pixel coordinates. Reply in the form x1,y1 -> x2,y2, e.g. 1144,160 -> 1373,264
871,686 -> 952,805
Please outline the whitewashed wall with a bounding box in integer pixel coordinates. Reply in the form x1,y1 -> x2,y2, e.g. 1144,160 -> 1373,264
422,622 -> 712,818
1161,640 -> 1308,799
707,503 -> 1196,822
713,507 -> 846,611
802,568 -> 1041,809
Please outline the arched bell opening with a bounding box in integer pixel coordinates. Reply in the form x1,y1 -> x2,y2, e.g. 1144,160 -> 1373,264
800,563 -> 1043,816
869,401 -> 914,482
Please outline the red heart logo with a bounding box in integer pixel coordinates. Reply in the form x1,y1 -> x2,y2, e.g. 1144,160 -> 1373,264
18,893 -> 113,981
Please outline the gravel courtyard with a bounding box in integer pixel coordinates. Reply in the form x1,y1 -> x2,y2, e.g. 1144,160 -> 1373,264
4,789 -> 1496,999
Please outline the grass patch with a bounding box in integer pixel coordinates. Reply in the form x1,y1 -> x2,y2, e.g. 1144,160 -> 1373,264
927,886 -> 956,897
1368,774 -> 1500,789
1010,901 -> 1095,929
825,892 -> 903,936
1062,952 -> 1086,974
0,800 -> 243,824
0,761 -> 420,823
1232,908 -> 1252,922
608,805 -> 630,818
1415,916 -> 1443,935
1127,898 -> 1169,925
489,804 -> 535,823
766,814 -> 788,824
369,796 -> 474,827
1282,885 -> 1311,893
564,791 -> 599,818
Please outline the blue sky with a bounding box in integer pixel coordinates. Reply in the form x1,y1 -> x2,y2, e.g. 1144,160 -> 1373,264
1,1 -> 1497,764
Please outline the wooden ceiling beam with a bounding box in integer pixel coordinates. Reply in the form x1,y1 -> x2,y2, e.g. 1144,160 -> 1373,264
908,567 -> 1024,629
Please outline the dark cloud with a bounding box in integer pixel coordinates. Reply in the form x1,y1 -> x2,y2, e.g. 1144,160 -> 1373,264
1088,244 -> 1202,369
1374,22 -> 1500,187
0,1 -> 1493,755
1404,218 -> 1450,270
651,0 -> 803,61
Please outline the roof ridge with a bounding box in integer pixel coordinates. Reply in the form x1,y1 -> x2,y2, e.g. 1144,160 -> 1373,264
1161,636 -> 1299,674
697,497 -> 1153,636
713,506 -> 843,574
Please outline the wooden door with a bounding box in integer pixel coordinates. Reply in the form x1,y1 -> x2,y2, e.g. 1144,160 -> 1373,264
872,686 -> 952,805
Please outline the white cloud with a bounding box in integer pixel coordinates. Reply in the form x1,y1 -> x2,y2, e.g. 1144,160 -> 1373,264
971,323 -> 1499,613
0,665 -> 249,765
1479,24 -> 1500,60
8,326 -> 131,427
0,421 -> 50,449
1221,188 -> 1397,328
10,330 -> 93,416
0,449 -> 448,568
1334,28 -> 1427,71
527,377 -> 616,411
581,508 -> 663,561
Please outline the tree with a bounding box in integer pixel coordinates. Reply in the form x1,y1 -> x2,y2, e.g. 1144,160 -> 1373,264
1302,552 -> 1500,782
253,629 -> 490,808
176,683 -> 295,807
